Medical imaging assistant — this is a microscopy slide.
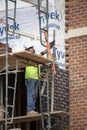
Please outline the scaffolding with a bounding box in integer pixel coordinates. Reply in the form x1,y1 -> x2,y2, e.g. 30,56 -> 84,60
0,0 -> 69,130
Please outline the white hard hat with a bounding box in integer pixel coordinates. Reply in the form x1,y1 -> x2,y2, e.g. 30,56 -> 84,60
24,42 -> 33,50
25,46 -> 34,51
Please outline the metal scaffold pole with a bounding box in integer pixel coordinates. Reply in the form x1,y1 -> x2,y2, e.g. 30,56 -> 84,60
37,1 -> 53,129
5,0 -> 17,129
5,0 -> 9,129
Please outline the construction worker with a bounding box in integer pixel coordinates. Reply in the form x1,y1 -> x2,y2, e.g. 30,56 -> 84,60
25,46 -> 39,116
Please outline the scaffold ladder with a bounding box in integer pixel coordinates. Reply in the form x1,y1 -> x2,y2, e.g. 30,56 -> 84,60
5,0 -> 17,129
38,0 -> 52,130
37,0 -> 55,73
6,61 -> 18,122
6,0 -> 17,35
4,61 -> 18,129
39,66 -> 51,130
38,0 -> 49,48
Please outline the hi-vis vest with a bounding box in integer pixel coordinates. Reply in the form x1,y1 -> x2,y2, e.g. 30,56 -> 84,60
25,66 -> 39,80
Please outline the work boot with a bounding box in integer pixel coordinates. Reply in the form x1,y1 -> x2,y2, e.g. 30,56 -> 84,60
27,110 -> 38,116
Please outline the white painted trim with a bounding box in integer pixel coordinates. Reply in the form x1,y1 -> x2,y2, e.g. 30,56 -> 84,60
9,29 -> 40,40
66,27 -> 87,39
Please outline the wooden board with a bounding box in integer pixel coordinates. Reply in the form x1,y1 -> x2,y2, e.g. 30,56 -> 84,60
50,111 -> 69,117
0,51 -> 53,71
13,51 -> 53,64
0,111 -> 69,125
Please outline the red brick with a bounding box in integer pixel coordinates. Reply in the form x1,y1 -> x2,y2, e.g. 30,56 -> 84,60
66,1 -> 87,129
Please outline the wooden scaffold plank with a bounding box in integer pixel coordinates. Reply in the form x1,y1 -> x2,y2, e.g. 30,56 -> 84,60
0,51 -> 53,71
0,111 -> 69,125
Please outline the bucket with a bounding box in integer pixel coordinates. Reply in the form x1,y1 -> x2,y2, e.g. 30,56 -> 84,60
0,105 -> 4,119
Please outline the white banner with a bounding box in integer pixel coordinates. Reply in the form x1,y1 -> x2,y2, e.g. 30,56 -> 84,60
0,0 -> 65,69
54,0 -> 65,69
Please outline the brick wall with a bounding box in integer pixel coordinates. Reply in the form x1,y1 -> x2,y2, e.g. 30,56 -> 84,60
53,65 -> 69,130
65,0 -> 87,30
65,0 -> 87,129
68,36 -> 87,130
0,43 -> 12,54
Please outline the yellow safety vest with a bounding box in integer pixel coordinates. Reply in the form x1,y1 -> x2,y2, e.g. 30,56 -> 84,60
25,66 -> 39,80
